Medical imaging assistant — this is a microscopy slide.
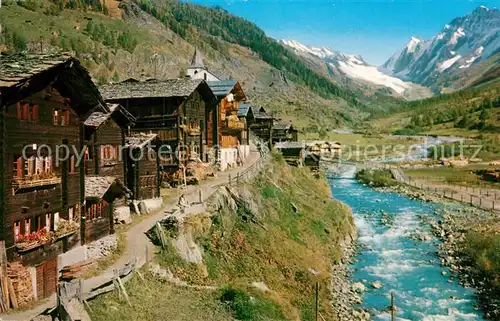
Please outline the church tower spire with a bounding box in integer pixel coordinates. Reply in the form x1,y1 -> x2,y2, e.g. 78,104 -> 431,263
186,48 -> 220,81
190,47 -> 205,69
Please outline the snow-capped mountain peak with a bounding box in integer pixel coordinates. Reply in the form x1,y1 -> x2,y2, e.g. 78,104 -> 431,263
381,6 -> 500,87
407,37 -> 421,53
280,39 -> 418,95
280,40 -> 336,59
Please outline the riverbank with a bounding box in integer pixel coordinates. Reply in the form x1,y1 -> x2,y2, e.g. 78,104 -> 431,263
371,180 -> 499,319
89,155 -> 359,321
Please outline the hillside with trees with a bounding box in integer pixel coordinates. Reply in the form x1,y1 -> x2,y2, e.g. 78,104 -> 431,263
0,0 -> 387,131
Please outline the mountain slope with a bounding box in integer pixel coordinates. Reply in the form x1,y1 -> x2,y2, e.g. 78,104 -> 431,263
0,0 -> 377,130
280,39 -> 431,100
382,6 -> 500,91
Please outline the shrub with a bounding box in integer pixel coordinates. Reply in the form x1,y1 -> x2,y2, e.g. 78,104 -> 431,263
355,169 -> 397,187
219,287 -> 286,321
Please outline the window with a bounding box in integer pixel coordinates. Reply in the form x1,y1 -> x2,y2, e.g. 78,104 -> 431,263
69,155 -> 77,174
53,109 -> 59,125
100,145 -> 119,165
14,221 -> 21,243
69,207 -> 74,221
53,109 -> 70,126
45,213 -> 52,231
14,155 -> 53,180
53,212 -> 60,231
16,102 -> 38,122
24,218 -> 31,235
35,215 -> 44,232
87,201 -> 108,220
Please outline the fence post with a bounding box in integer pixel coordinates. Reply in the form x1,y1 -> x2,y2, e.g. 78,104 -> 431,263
315,281 -> 319,321
391,292 -> 396,321
470,195 -> 473,205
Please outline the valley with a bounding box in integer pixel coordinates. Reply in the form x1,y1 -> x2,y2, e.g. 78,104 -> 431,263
0,1 -> 499,321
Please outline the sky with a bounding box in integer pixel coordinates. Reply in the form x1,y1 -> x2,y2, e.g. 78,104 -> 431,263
189,0 -> 499,65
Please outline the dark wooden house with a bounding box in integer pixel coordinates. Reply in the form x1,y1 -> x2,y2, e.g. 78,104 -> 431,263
0,54 -> 108,300
83,103 -> 135,242
124,133 -> 161,200
272,121 -> 298,144
275,142 -> 305,166
248,106 -> 274,145
99,79 -> 217,172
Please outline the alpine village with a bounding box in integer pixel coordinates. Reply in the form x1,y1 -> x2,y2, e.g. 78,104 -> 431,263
0,1 -> 500,321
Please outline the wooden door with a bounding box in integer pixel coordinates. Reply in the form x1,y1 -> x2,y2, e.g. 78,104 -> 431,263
35,257 -> 58,299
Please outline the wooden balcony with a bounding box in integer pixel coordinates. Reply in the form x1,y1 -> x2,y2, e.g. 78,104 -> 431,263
184,125 -> 201,136
223,119 -> 245,131
13,176 -> 61,192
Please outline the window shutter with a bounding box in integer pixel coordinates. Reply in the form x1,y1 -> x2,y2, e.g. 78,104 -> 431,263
23,104 -> 29,120
17,157 -> 24,178
35,157 -> 44,175
64,110 -> 70,125
45,156 -> 52,173
16,102 -> 22,119
32,105 -> 39,122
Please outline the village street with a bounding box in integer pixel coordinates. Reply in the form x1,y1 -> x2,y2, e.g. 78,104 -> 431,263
4,151 -> 262,321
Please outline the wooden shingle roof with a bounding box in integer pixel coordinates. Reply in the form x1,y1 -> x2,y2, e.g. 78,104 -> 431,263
0,53 -> 107,116
100,78 -> 207,100
125,133 -> 158,149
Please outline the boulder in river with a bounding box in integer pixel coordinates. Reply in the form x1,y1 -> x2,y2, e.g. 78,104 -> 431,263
352,282 -> 366,293
371,280 -> 383,289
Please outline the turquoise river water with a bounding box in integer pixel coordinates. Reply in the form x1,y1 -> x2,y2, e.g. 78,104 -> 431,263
328,170 -> 486,321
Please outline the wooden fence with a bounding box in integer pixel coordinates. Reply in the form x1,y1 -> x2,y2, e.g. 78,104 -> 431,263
392,168 -> 500,212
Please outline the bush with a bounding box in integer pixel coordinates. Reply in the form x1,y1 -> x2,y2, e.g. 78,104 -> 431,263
463,232 -> 500,289
17,0 -> 38,11
355,169 -> 397,187
219,287 -> 286,321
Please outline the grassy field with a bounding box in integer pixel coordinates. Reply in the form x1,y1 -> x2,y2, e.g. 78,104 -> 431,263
89,274 -> 236,321
404,166 -> 500,189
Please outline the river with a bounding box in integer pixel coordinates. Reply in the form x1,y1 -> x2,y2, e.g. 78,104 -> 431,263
328,167 -> 485,321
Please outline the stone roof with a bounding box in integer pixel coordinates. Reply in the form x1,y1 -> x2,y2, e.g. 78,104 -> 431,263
207,80 -> 238,98
84,103 -> 135,128
189,48 -> 205,69
238,103 -> 252,117
273,121 -> 294,131
0,53 -> 107,115
85,176 -> 131,200
275,141 -> 305,149
0,53 -> 72,87
85,176 -> 116,199
125,133 -> 158,149
100,78 -> 205,100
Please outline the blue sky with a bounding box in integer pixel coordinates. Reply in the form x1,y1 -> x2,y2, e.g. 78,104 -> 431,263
189,0 -> 498,65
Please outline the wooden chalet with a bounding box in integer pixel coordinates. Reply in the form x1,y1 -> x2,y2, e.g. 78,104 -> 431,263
207,80 -> 248,170
99,78 -> 217,172
247,106 -> 274,145
124,133 -> 161,200
237,102 -> 253,145
83,103 -> 135,242
0,53 -> 108,300
272,121 -> 298,144
274,141 -> 305,166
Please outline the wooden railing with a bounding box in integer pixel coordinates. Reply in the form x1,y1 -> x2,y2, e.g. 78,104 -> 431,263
224,119 -> 245,130
12,176 -> 61,190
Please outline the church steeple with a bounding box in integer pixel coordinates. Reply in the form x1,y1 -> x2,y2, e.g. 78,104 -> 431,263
190,47 -> 205,69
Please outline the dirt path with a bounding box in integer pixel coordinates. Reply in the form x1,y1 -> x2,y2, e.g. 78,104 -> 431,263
4,151 -> 262,321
